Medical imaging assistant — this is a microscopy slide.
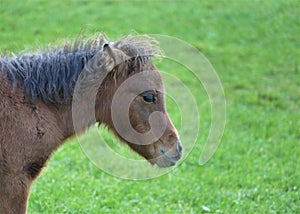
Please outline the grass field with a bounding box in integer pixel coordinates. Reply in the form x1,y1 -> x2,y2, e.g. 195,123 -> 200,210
0,0 -> 299,213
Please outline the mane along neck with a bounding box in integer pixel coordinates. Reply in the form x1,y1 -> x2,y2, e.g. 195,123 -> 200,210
0,45 -> 100,104
0,35 -> 161,105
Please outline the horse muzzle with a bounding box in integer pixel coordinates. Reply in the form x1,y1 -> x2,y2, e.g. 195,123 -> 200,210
155,140 -> 182,168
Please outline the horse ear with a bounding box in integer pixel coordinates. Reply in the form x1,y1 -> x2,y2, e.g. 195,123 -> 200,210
101,43 -> 128,72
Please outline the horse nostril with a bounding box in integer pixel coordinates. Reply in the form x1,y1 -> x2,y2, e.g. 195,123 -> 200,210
176,141 -> 182,154
160,148 -> 166,154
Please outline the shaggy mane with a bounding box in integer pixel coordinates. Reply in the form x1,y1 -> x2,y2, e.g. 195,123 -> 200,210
0,34 -> 161,104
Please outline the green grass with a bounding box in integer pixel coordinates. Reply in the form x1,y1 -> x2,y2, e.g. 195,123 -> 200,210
0,0 -> 299,213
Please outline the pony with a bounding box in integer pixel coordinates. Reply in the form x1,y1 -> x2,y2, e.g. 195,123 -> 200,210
0,34 -> 182,213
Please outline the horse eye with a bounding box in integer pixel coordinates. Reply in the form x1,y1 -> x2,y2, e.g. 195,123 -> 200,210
142,94 -> 155,103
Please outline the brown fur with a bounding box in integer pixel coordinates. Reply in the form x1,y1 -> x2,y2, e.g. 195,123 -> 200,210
0,36 -> 182,213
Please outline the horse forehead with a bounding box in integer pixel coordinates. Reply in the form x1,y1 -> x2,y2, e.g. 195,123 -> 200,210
119,70 -> 163,95
140,69 -> 163,89
144,63 -> 162,80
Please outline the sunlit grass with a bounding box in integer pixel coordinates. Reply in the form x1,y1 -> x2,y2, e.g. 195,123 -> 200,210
0,0 -> 299,213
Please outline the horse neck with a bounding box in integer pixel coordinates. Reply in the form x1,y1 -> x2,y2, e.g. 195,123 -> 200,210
55,104 -> 78,139
48,72 -> 118,141
53,94 -> 110,141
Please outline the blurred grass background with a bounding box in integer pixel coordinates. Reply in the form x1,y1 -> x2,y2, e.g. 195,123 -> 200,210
0,0 -> 299,213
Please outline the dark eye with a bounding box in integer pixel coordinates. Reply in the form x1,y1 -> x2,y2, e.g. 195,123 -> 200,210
142,93 -> 155,103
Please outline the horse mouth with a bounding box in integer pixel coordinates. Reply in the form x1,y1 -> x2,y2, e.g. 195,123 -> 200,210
154,146 -> 182,168
161,149 -> 181,164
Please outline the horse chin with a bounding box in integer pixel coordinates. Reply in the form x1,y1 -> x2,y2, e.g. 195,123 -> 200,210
149,155 -> 178,168
124,139 -> 181,168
